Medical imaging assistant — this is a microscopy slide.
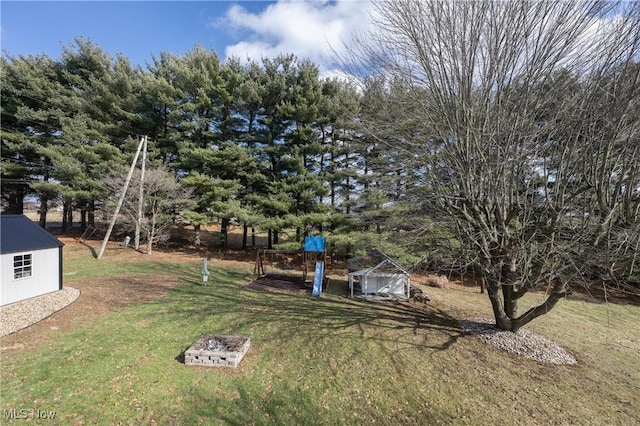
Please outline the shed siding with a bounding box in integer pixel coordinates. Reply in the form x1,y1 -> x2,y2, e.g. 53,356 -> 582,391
362,275 -> 406,296
0,248 -> 61,306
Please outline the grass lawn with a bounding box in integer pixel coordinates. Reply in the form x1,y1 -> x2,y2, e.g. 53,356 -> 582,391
1,243 -> 638,425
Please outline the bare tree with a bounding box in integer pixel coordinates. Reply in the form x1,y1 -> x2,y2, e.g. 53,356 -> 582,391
103,166 -> 191,254
349,1 -> 640,331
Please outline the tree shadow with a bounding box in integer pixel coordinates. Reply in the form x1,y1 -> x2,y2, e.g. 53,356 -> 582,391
166,279 -> 468,425
166,274 -> 467,364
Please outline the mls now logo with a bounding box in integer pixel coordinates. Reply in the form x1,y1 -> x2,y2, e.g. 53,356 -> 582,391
3,408 -> 56,420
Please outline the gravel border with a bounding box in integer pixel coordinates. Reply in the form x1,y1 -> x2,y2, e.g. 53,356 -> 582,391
460,317 -> 577,365
0,287 -> 80,337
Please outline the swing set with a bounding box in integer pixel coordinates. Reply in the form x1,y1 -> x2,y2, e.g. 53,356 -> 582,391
253,236 -> 326,283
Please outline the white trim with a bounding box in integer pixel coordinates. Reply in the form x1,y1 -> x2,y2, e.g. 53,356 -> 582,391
13,253 -> 33,281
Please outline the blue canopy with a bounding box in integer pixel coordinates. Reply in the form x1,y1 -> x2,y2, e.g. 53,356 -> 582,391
304,236 -> 325,253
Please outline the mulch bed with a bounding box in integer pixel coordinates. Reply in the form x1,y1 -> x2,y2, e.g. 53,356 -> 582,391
245,273 -> 313,294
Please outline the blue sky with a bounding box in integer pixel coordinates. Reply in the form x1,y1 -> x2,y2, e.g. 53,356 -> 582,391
0,1 -> 372,75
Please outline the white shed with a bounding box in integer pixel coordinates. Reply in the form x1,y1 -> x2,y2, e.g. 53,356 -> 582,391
0,215 -> 64,306
348,256 -> 411,300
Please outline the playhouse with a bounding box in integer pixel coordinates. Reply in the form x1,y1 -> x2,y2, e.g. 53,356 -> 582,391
0,215 -> 65,306
347,251 -> 411,300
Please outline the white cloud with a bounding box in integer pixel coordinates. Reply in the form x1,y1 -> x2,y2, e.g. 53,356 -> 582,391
217,0 -> 373,75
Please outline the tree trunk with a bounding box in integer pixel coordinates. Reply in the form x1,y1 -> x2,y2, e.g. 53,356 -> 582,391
502,254 -> 519,319
473,264 -> 485,294
194,224 -> 201,246
38,196 -> 48,228
242,224 -> 248,250
88,200 -> 95,227
488,276 -> 566,332
66,205 -> 73,232
252,227 -> 256,248
221,218 -> 229,249
80,209 -> 87,231
502,284 -> 518,319
134,222 -> 142,250
345,176 -> 351,214
61,202 -> 69,232
486,280 -> 513,331
146,217 -> 155,255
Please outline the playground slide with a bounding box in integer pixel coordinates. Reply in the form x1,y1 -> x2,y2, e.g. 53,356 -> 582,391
312,261 -> 324,297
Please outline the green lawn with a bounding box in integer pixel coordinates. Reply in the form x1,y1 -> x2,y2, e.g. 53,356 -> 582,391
1,246 -> 638,425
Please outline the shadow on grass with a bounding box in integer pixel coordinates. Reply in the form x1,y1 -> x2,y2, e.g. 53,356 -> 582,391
167,270 -> 466,366
79,241 -> 98,258
165,274 -> 466,424
186,382 -> 319,426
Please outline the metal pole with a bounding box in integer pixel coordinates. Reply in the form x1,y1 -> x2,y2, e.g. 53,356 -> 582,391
202,256 -> 209,283
134,136 -> 147,250
97,136 -> 145,259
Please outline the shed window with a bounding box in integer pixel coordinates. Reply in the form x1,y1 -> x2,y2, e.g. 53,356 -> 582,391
14,254 -> 32,279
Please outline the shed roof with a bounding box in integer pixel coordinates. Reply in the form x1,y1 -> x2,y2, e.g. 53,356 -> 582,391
348,258 -> 411,277
0,215 -> 64,255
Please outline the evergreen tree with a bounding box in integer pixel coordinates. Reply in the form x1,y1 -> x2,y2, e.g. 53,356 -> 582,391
1,53 -> 74,221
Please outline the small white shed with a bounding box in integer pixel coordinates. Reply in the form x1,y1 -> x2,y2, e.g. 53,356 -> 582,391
0,215 -> 64,306
348,255 -> 411,300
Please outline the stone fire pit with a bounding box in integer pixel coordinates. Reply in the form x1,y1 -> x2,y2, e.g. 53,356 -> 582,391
184,334 -> 250,367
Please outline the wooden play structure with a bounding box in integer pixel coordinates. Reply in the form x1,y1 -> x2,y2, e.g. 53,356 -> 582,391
253,236 -> 326,284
